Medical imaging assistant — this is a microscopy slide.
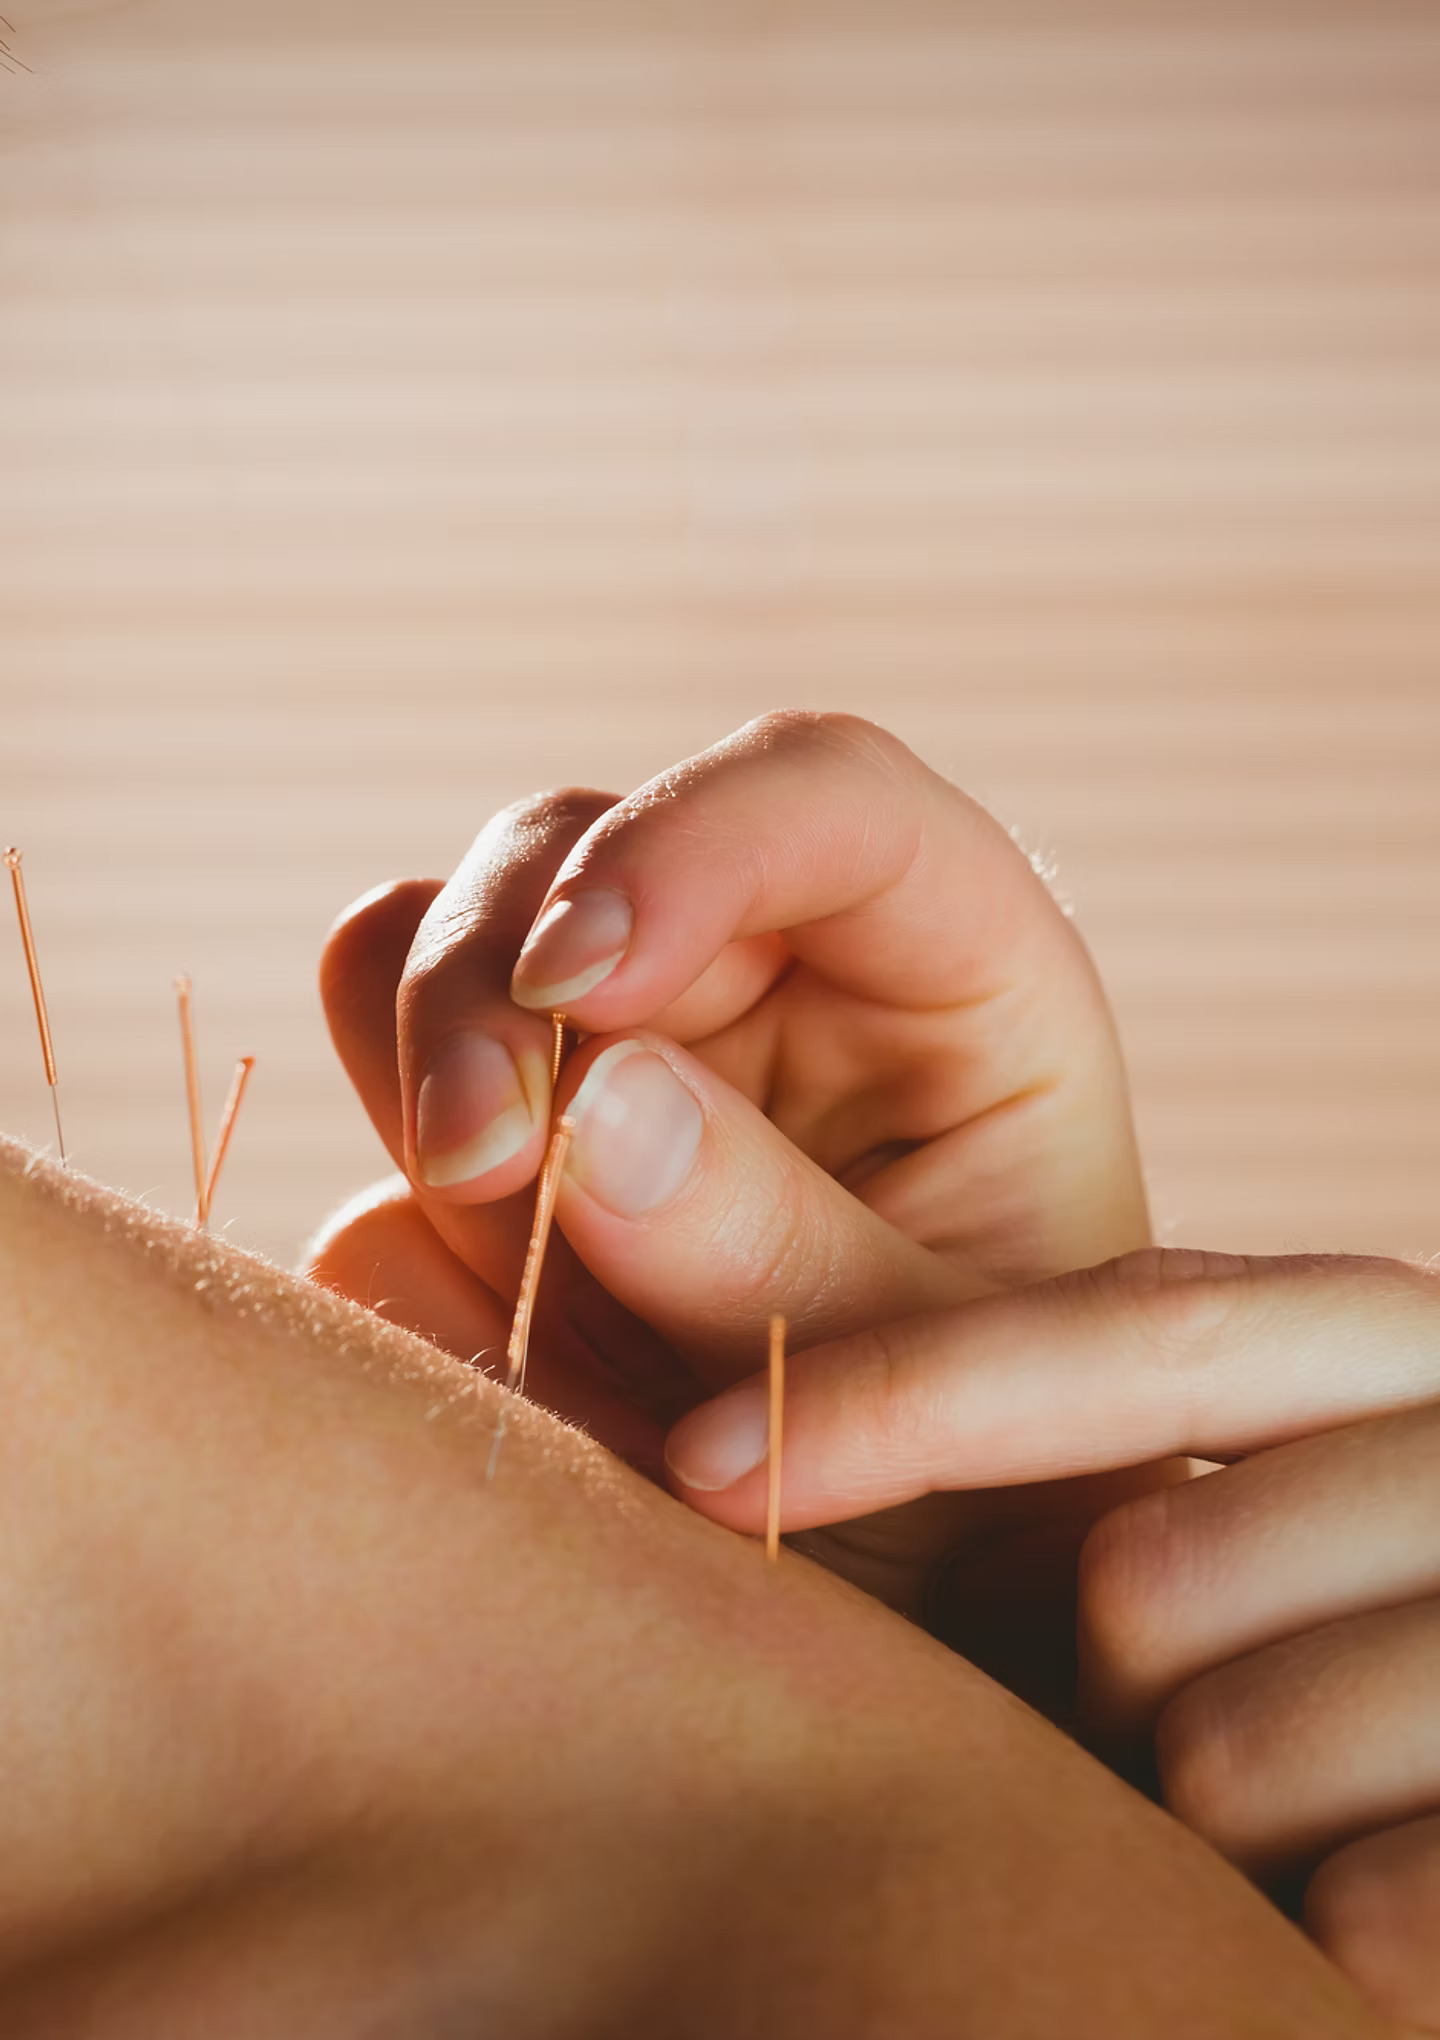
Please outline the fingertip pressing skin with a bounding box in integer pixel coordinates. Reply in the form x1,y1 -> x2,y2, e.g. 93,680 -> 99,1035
0,1135 -> 1393,2040
662,1250 -> 1440,1539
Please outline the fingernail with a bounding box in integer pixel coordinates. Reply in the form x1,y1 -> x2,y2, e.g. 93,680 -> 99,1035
665,1382 -> 770,1492
415,1034 -> 541,1189
566,1039 -> 703,1217
511,889 -> 633,1010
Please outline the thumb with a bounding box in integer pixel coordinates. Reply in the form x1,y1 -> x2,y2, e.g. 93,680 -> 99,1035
553,1032 -> 974,1389
663,1248 -> 1440,1532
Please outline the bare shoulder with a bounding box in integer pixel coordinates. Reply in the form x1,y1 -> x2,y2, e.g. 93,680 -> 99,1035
0,1132 -> 611,1488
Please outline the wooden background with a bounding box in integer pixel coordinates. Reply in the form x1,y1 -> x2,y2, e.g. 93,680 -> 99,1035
3,0 -> 1438,1269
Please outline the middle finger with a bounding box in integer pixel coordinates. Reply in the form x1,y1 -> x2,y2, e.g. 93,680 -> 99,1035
400,788 -> 618,1206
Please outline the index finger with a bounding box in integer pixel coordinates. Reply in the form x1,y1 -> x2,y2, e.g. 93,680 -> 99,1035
510,710 -> 1106,1027
663,1249 -> 1440,1533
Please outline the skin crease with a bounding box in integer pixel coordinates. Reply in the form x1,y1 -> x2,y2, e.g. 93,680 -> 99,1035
301,714 -> 1440,2027
0,1137 -> 1396,2039
308,711 -> 1170,1715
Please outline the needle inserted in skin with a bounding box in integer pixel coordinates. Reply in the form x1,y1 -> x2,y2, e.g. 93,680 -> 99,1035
550,1010 -> 568,1090
175,975 -> 208,1226
5,848 -> 67,1164
203,1055 -> 255,1226
766,1315 -> 786,1563
486,1112 -> 576,1481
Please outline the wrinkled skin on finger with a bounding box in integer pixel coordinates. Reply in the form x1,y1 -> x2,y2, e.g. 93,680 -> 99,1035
667,1241 -> 1440,2021
309,713 -> 1162,1720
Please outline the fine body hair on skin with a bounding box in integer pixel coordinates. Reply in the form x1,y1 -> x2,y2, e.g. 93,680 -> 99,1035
0,1137 -> 1386,2039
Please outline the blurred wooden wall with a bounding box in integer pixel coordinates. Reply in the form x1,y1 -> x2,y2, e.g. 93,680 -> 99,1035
3,1 -> 1438,1267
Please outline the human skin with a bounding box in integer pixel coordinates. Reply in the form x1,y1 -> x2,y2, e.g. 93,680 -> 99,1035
309,710 -> 1165,1705
0,1138 -> 1393,2038
665,1248 -> 1440,2031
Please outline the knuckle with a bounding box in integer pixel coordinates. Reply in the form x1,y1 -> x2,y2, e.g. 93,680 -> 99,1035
494,784 -> 616,844
1106,1245 -> 1438,1322
854,1316 -> 913,1431
1058,1250 -> 1440,1448
1154,1676 -> 1256,1854
321,878 -> 442,1011
712,1161 -> 835,1324
1303,1843 -> 1414,1994
741,706 -> 831,748
472,786 -> 615,877
406,788 -> 618,985
1077,1487 -> 1185,1692
1304,1851 -> 1376,1965
1327,1251 -> 1440,1312
843,1316 -> 942,1472
324,876 -> 437,953
1058,1249 -> 1259,1430
741,708 -> 909,776
592,714 -> 923,880
1094,1245 -> 1256,1305
399,903 -> 465,998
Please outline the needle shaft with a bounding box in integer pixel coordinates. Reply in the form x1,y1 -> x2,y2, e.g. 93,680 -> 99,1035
766,1316 -> 786,1563
5,849 -> 67,1164
203,1055 -> 255,1224
486,1112 -> 576,1481
175,976 -> 208,1224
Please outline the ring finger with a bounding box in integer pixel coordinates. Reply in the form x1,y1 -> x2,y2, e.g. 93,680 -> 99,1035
1080,1400 -> 1440,1733
1154,1592 -> 1440,1879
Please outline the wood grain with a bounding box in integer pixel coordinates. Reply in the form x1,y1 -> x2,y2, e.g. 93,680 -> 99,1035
2,2 -> 1437,1267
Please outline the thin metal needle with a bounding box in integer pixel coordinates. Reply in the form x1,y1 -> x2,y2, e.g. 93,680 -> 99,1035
766,1315 -> 786,1563
5,848 -> 67,1165
202,1054 -> 255,1225
486,1112 -> 576,1481
175,975 -> 209,1225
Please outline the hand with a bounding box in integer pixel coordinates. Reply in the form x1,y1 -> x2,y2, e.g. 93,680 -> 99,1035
311,711 -> 1156,1684
0,1144 -> 1384,2040
665,1247 -> 1440,2031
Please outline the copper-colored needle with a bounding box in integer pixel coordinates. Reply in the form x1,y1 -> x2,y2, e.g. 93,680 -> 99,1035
766,1315 -> 786,1563
509,1112 -> 574,1401
174,975 -> 208,1225
202,1054 -> 255,1226
5,848 -> 67,1164
486,1112 -> 576,1480
550,1010 -> 568,1090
